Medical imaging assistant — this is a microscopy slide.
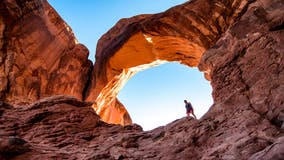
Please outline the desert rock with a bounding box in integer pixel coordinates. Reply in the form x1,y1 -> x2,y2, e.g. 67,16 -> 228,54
0,0 -> 284,159
0,0 -> 92,104
86,0 -> 257,125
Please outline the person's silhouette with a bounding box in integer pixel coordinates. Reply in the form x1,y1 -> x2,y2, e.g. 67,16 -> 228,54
184,100 -> 197,119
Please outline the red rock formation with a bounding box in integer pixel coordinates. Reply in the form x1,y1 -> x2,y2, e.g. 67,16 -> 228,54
0,0 -> 92,104
0,95 -> 142,159
85,0 -> 256,125
0,0 -> 284,159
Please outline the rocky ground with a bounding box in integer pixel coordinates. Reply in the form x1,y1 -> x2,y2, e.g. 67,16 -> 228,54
0,95 -> 283,159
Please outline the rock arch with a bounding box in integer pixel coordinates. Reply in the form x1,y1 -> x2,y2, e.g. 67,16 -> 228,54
1,0 -> 284,158
85,0 -> 254,125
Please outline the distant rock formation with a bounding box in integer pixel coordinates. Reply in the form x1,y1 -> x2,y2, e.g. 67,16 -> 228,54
0,0 -> 284,159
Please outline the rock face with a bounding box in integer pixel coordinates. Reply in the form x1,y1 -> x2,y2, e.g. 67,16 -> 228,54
0,95 -> 143,159
0,96 -> 283,159
0,0 -> 92,104
1,0 -> 284,159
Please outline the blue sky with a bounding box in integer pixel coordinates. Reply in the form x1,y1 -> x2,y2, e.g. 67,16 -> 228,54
48,0 -> 213,130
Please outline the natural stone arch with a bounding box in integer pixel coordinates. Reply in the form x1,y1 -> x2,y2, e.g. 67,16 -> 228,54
1,0 -> 284,158
94,31 -> 204,125
85,0 -> 254,125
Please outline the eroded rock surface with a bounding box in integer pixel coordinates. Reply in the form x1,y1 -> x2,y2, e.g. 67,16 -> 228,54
0,95 -> 282,159
86,0 -> 256,125
0,95 -> 142,159
0,0 -> 284,159
0,0 -> 92,104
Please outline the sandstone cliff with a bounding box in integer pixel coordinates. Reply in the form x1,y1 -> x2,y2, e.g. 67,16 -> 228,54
1,0 -> 284,159
0,0 -> 92,104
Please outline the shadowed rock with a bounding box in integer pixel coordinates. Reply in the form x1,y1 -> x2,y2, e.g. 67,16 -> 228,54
0,0 -> 283,159
0,137 -> 31,159
0,0 -> 93,104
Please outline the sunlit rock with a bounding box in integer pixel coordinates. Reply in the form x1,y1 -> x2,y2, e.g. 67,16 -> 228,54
0,0 -> 92,104
0,0 -> 284,159
85,0 -> 255,125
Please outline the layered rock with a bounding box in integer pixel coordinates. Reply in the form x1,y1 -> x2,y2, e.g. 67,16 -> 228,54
84,0 -> 283,158
0,0 -> 284,159
0,0 -> 92,104
86,0 -> 256,125
0,95 -> 142,159
0,94 -> 283,159
197,0 -> 284,158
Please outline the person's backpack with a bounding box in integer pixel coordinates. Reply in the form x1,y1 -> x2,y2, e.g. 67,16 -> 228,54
186,103 -> 192,110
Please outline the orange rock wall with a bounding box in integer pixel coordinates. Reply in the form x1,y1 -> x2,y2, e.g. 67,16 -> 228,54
1,0 -> 284,159
0,0 -> 92,104
1,0 -> 282,130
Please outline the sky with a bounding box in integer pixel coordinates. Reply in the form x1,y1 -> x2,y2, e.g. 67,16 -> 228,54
48,0 -> 213,131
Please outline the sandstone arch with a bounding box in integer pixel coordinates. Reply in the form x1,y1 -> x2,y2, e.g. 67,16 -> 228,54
85,0 -> 255,125
1,0 -> 284,158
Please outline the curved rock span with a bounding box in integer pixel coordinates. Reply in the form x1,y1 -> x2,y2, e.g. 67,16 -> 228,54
1,0 -> 284,159
86,0 -> 256,125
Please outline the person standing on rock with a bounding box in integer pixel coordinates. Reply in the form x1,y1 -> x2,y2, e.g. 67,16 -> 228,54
184,100 -> 197,119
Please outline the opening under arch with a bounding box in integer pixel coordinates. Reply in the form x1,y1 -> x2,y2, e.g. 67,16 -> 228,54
90,31 -> 210,126
117,62 -> 213,130
84,0 -> 255,129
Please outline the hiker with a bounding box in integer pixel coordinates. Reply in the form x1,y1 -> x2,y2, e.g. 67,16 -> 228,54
184,100 -> 197,119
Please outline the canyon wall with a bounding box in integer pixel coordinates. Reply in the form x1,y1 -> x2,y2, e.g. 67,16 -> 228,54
0,0 -> 284,159
0,0 -> 92,104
